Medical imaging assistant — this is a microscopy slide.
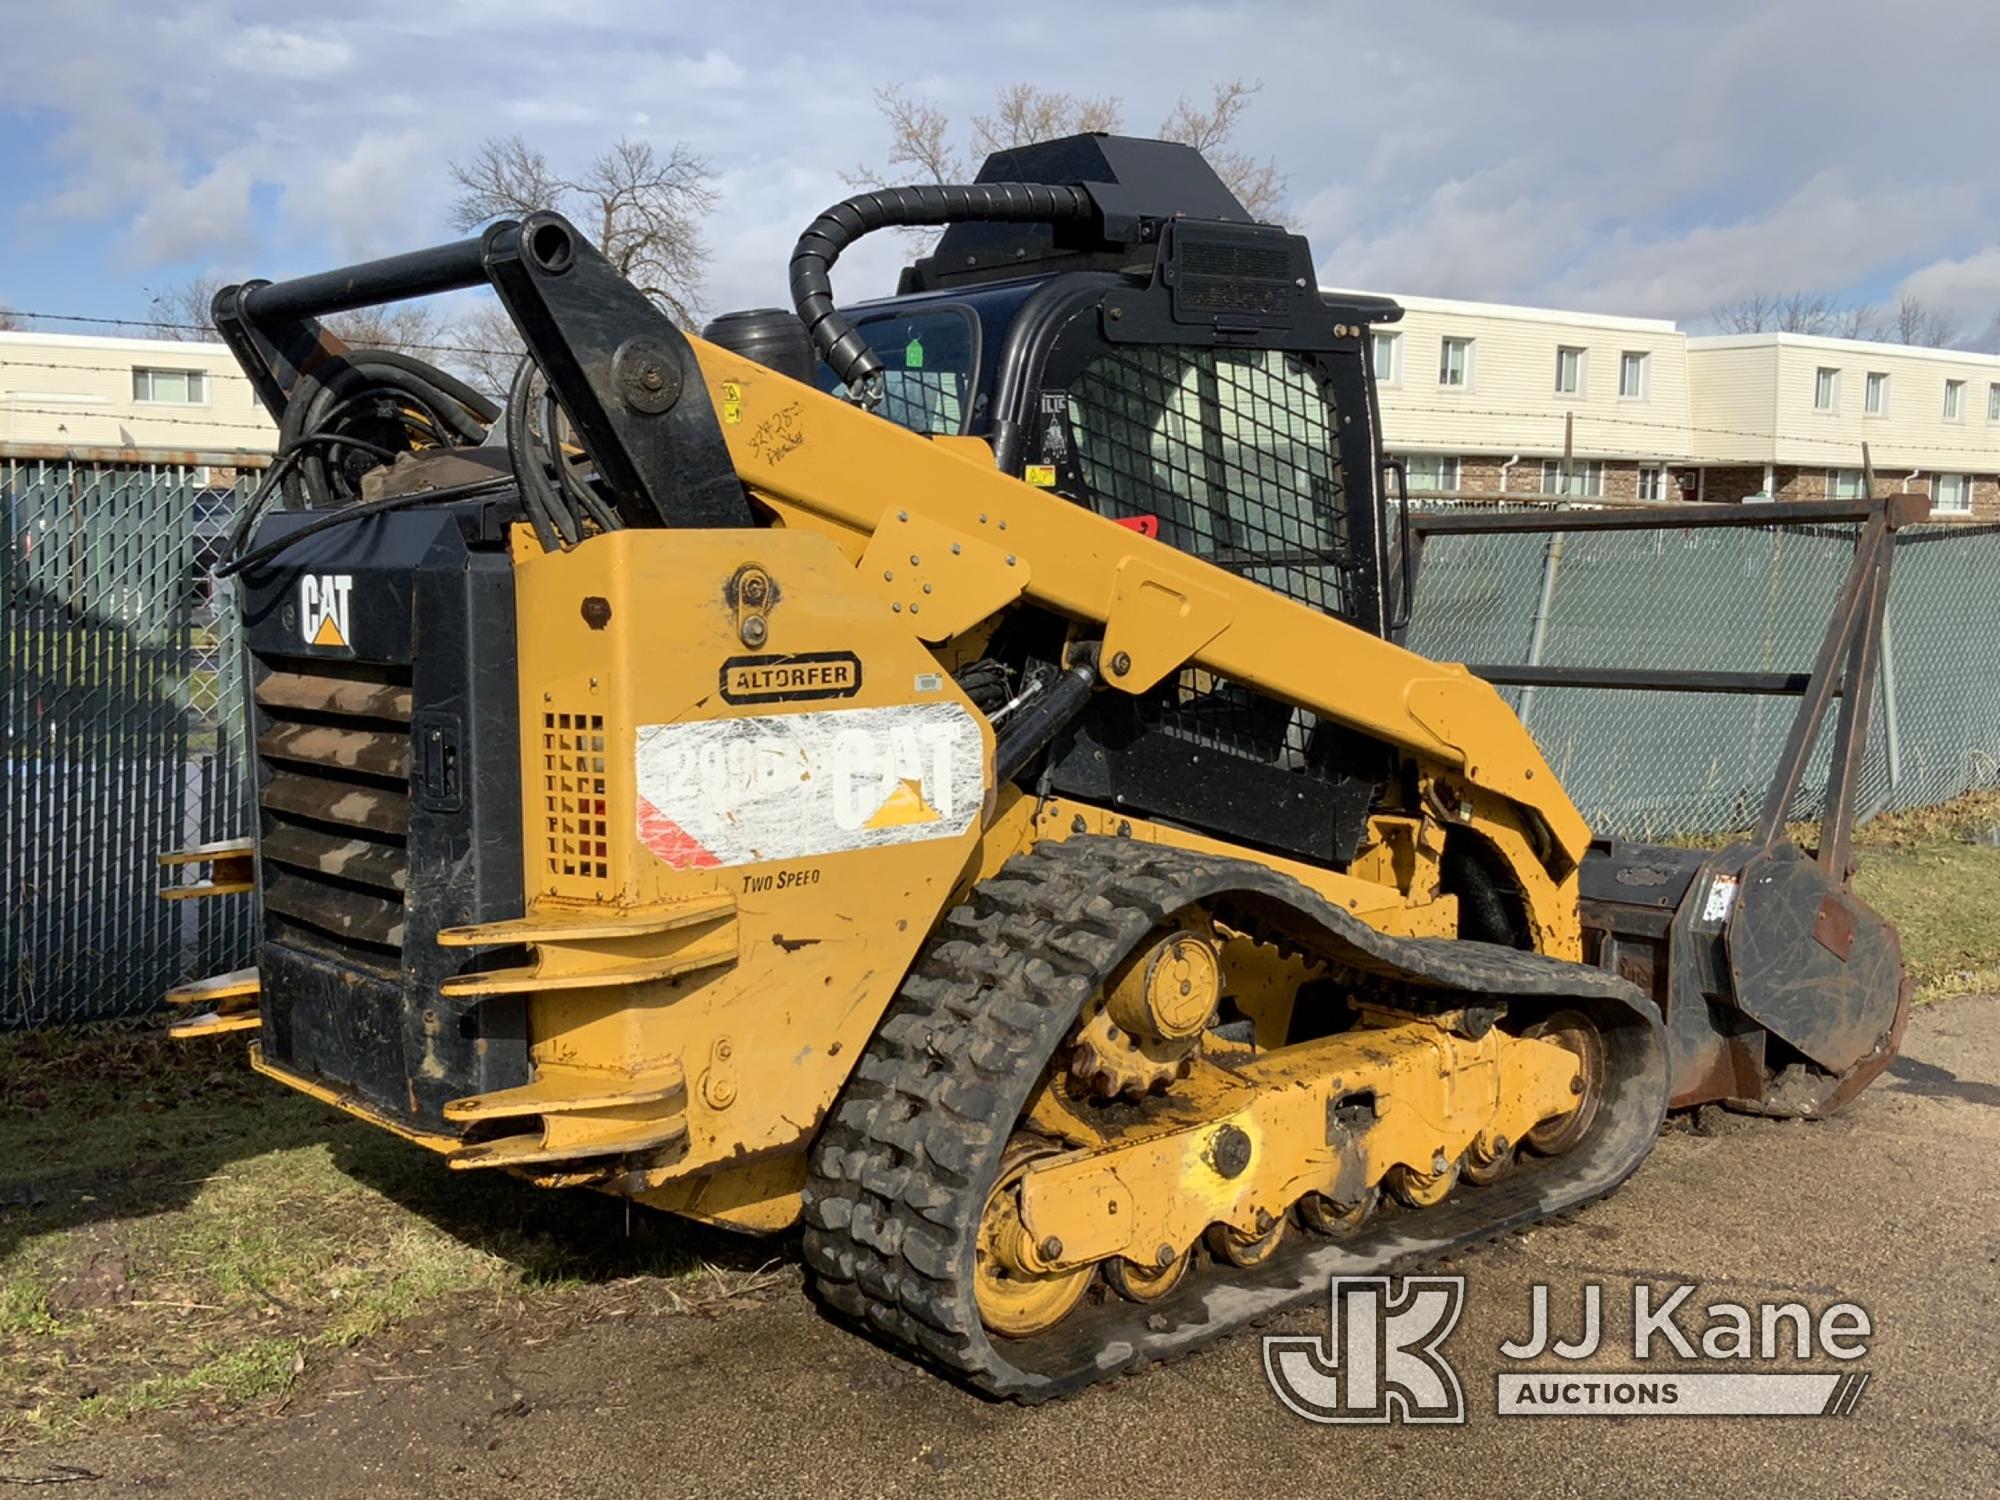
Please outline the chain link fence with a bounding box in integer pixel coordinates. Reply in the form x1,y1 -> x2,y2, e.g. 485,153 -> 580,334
6,473 -> 1999,1030
1407,510 -> 2000,839
2,459 -> 255,1030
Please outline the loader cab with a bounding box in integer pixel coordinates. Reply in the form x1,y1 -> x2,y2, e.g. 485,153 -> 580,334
810,155 -> 1401,639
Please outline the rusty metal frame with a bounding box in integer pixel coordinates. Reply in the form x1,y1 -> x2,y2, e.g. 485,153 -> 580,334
1405,495 -> 1925,883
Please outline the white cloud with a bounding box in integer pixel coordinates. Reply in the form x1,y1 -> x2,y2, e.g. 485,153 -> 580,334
220,26 -> 356,79
1549,175 -> 1984,322
1897,248 -> 2000,329
120,155 -> 261,266
0,0 -> 1994,348
280,130 -> 434,259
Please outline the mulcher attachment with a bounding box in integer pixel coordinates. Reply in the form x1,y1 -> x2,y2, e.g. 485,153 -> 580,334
803,837 -> 1669,1401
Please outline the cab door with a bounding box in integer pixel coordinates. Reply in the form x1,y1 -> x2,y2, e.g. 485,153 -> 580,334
993,236 -> 1389,638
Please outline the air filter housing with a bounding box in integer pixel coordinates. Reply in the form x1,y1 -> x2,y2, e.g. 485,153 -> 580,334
701,308 -> 816,385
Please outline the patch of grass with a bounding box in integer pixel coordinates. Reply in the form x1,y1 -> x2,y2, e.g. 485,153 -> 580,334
1854,842 -> 2000,1000
77,1336 -> 303,1430
1854,788 -> 2000,850
0,1027 -> 775,1440
1660,789 -> 2000,1003
0,1274 -> 62,1338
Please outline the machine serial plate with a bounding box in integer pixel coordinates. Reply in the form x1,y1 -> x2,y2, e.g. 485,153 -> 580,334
633,703 -> 984,869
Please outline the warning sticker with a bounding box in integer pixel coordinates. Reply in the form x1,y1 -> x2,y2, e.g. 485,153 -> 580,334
1701,873 -> 1739,924
633,703 -> 985,870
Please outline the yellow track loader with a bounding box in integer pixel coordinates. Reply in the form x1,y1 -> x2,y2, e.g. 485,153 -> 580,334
161,135 -> 1909,1399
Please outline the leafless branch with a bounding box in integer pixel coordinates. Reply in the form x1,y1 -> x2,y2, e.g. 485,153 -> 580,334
446,135 -> 565,229
144,272 -> 227,339
1891,292 -> 1958,348
1159,79 -> 1286,219
322,301 -> 451,358
972,84 -> 1123,156
1712,292 -> 1883,339
852,76 -> 1287,246
448,133 -> 717,326
447,300 -> 528,402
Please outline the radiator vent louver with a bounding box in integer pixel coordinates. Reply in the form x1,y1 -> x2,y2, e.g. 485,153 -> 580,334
254,662 -> 413,969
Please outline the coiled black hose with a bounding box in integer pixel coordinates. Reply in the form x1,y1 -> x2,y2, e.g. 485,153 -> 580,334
275,349 -> 497,508
505,357 -> 623,554
789,183 -> 1094,404
219,347 -> 500,573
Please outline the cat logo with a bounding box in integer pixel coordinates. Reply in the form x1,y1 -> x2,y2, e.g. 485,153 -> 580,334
300,574 -> 354,650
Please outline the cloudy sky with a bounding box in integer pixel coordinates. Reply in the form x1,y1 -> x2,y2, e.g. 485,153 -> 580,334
1,1 -> 1995,345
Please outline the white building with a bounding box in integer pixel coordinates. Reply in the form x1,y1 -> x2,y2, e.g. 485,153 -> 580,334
1348,291 -> 2000,519
0,330 -> 274,475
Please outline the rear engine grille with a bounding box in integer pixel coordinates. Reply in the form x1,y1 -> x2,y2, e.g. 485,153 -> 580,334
541,710 -> 609,893
255,662 -> 413,966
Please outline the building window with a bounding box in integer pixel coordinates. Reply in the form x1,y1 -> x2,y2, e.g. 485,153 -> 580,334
1637,466 -> 1664,501
1405,454 -> 1461,494
1988,382 -> 2000,421
1554,345 -> 1585,395
132,367 -> 209,404
1541,459 -> 1604,498
1439,336 -> 1473,388
1372,331 -> 1401,385
1944,379 -> 1965,420
1828,469 -> 1867,500
1865,372 -> 1889,416
1814,367 -> 1839,412
1935,474 -> 1971,514
1619,351 -> 1648,399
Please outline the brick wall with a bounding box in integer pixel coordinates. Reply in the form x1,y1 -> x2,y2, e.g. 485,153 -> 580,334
1895,472 -> 2000,522
1700,465 -> 1763,502
1395,452 -> 1999,518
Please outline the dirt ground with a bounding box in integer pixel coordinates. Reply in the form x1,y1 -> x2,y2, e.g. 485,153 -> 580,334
2,996 -> 1994,1498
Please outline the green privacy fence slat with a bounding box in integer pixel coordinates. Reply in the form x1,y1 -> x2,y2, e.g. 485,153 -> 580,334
2,460 -> 255,1029
5,475 -> 1997,1029
1407,514 -> 2000,841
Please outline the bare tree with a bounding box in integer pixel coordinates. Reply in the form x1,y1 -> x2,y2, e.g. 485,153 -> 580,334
973,84 -> 1123,156
0,305 -> 22,332
322,302 -> 453,358
1830,303 -> 1881,340
448,300 -> 529,401
855,77 -> 1285,222
858,86 -> 966,187
1158,80 -> 1286,221
1890,293 -> 1958,348
448,134 -> 717,325
146,272 -> 226,338
1711,292 -> 1880,338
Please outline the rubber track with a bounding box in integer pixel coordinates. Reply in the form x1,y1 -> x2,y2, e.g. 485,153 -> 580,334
802,836 -> 1668,1401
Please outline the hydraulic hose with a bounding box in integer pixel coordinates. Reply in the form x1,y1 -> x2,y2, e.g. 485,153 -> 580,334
789,183 -> 1094,404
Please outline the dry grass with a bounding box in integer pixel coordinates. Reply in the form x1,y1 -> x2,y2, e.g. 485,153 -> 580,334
0,1031 -> 782,1440
1850,791 -> 2000,999
3,792 -> 1993,1436
1665,789 -> 2000,1001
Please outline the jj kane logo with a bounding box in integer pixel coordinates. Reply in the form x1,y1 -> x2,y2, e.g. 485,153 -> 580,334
1264,1276 -> 1467,1424
300,574 -> 353,651
1266,1276 -> 1875,1424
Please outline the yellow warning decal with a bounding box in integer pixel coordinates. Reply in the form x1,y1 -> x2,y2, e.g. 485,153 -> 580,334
721,381 -> 743,424
1024,464 -> 1057,488
864,778 -> 940,829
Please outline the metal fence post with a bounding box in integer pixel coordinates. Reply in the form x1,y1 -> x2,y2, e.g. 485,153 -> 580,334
1517,531 -> 1567,732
